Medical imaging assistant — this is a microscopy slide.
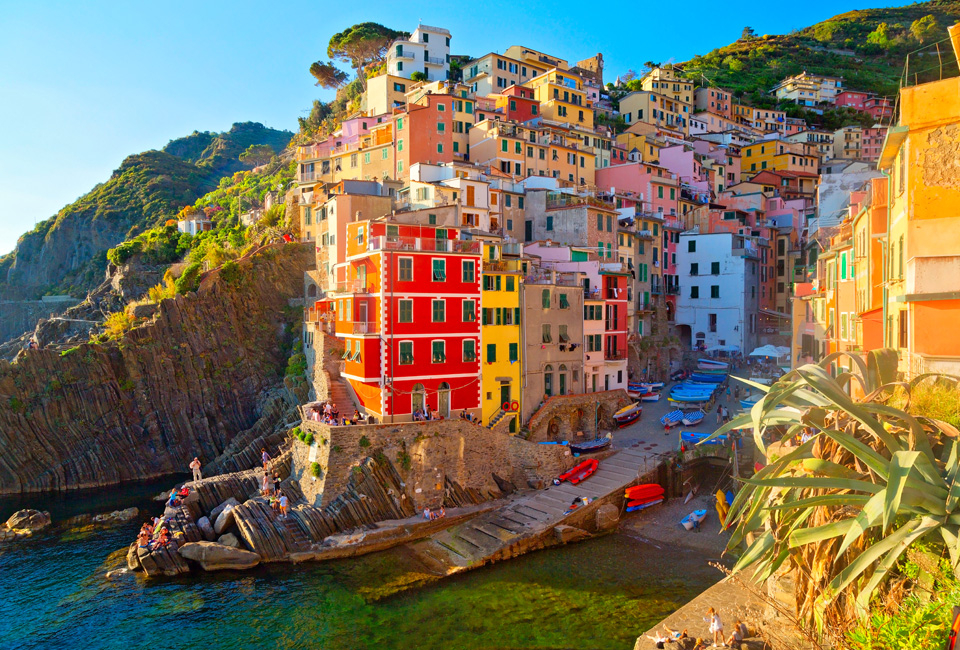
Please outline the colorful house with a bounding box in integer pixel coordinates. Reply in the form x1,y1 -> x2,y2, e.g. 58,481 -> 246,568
324,220 -> 482,421
480,241 -> 524,431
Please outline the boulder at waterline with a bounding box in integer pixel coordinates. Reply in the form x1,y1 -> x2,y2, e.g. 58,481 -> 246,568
93,508 -> 139,525
209,497 -> 239,524
4,509 -> 51,532
178,542 -> 260,571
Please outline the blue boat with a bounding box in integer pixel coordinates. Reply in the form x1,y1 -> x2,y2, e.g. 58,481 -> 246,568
669,394 -> 712,403
626,498 -> 664,513
681,410 -> 705,426
681,430 -> 728,445
690,374 -> 726,383
660,409 -> 684,426
739,399 -> 759,409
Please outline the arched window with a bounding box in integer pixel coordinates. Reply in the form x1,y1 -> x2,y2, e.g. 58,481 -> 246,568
412,383 -> 425,414
544,365 -> 554,397
307,284 -> 317,298
559,364 -> 567,395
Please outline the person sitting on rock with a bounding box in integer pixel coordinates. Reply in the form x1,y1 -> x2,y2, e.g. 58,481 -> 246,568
167,491 -> 180,508
137,530 -> 152,548
177,486 -> 190,499
422,507 -> 431,520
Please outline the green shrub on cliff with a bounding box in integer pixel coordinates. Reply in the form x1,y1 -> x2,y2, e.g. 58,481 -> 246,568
285,340 -> 307,378
358,435 -> 371,448
310,462 -> 322,478
219,260 -> 242,286
174,262 -> 202,294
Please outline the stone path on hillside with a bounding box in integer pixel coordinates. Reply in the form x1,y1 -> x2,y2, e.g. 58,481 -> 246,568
407,447 -> 660,572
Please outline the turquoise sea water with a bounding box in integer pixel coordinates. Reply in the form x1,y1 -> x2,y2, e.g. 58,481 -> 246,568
0,485 -> 719,650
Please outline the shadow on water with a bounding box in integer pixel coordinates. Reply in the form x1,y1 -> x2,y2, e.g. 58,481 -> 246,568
0,482 -> 722,650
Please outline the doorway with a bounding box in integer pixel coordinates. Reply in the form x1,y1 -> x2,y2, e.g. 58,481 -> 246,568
438,382 -> 451,418
500,382 -> 511,410
412,383 -> 425,415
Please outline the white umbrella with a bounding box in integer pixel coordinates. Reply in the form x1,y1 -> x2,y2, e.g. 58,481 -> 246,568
749,345 -> 780,357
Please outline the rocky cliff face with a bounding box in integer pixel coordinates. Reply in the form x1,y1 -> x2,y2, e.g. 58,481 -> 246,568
0,243 -> 312,495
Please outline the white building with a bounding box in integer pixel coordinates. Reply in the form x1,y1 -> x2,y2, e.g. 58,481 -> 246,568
386,24 -> 451,82
676,232 -> 760,353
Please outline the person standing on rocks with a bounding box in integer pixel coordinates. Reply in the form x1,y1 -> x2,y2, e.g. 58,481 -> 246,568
261,448 -> 271,468
189,457 -> 202,482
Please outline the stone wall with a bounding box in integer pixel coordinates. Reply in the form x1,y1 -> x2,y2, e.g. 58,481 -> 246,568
295,418 -> 574,511
524,389 -> 632,443
0,244 -> 312,495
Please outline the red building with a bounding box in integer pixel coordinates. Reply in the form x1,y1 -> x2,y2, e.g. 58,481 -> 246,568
602,270 -> 629,390
320,220 -> 481,421
662,217 -> 683,321
496,85 -> 540,123
836,90 -> 870,111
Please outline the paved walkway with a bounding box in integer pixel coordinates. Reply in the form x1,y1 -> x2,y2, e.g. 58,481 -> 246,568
407,447 -> 657,572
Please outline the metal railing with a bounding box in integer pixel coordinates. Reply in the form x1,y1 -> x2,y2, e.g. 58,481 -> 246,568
330,280 -> 372,294
425,56 -> 446,65
368,236 -> 481,254
352,321 -> 378,334
605,349 -> 626,360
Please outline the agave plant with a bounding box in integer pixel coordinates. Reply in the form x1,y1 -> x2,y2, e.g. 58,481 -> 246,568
706,349 -> 960,631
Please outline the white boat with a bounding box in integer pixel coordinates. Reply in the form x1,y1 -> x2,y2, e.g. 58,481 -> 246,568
640,392 -> 661,402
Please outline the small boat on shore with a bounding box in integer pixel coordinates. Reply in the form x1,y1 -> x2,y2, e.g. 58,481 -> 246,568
627,384 -> 651,398
660,409 -> 684,427
640,392 -> 661,402
613,402 -> 642,427
569,437 -> 612,454
681,509 -> 708,530
681,410 -> 705,426
640,381 -> 664,391
681,430 -> 727,446
740,398 -> 759,410
698,359 -> 728,370
556,458 -> 598,485
626,498 -> 663,513
624,483 -> 665,501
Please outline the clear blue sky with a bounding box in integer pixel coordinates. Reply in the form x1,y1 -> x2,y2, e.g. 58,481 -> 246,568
0,0 -> 903,256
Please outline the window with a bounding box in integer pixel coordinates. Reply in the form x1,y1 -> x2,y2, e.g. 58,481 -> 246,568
432,300 -> 445,322
546,216 -> 554,231
687,240 -> 696,252
486,343 -> 496,363
462,260 -> 476,283
711,261 -> 720,275
437,143 -> 443,153
559,293 -> 569,309
436,102 -> 445,111
399,257 -> 413,282
711,285 -> 720,298
399,341 -> 413,365
690,286 -> 699,298
432,341 -> 445,363
509,343 -> 518,362
542,289 -> 550,308
505,276 -> 515,291
559,324 -> 569,342
898,311 -> 908,348
709,313 -> 717,333
501,139 -> 508,152
483,275 -> 502,291
428,213 -> 437,225
437,122 -> 445,133
542,324 -> 552,343
364,152 -> 370,164
393,83 -> 406,93
544,367 -> 553,396
432,259 -> 446,281
398,299 -> 413,323
463,340 -> 477,363
840,313 -> 848,341
462,299 -> 475,322
596,214 -> 602,230
658,186 -> 663,199
690,263 -> 698,276
398,139 -> 404,152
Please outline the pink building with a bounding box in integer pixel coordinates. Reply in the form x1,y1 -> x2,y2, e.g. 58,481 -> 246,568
862,126 -> 888,161
863,96 -> 893,121
836,90 -> 870,111
694,87 -> 733,119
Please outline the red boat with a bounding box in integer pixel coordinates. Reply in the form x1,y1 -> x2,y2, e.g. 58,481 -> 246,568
624,483 -> 665,502
557,458 -> 598,485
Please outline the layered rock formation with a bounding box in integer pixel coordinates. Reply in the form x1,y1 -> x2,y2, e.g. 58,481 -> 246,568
0,243 -> 311,495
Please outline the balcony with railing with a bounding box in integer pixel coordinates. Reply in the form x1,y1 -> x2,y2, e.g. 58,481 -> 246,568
637,229 -> 654,239
425,56 -> 446,65
501,242 -> 522,257
483,259 -> 522,272
299,171 -> 318,183
650,282 -> 663,295
330,280 -> 373,294
545,192 -> 612,211
351,321 -> 379,335
367,236 -> 481,255
525,272 -> 580,286
393,50 -> 415,61
605,349 -> 627,361
666,285 -> 681,295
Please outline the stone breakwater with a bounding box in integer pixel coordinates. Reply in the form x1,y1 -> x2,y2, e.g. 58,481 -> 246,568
0,243 -> 311,496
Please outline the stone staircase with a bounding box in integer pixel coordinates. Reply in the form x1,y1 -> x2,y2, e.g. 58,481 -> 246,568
407,447 -> 657,571
486,408 -> 507,429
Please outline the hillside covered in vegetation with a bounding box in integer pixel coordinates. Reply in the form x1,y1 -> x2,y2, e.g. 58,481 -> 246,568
0,122 -> 293,300
681,0 -> 960,104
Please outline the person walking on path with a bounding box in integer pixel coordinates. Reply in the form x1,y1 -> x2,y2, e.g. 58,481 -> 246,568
189,457 -> 202,482
261,448 -> 271,468
705,607 -> 724,647
262,470 -> 272,496
716,405 -> 723,425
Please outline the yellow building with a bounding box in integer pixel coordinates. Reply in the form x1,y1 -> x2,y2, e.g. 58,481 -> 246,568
616,125 -> 664,163
480,241 -> 524,431
878,23 -> 960,376
364,73 -> 412,115
619,67 -> 692,135
741,139 -> 819,176
524,69 -> 594,129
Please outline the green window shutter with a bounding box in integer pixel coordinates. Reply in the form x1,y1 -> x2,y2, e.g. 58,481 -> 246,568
542,289 -> 550,308
509,343 -> 518,362
514,307 -> 521,323
486,344 -> 496,362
